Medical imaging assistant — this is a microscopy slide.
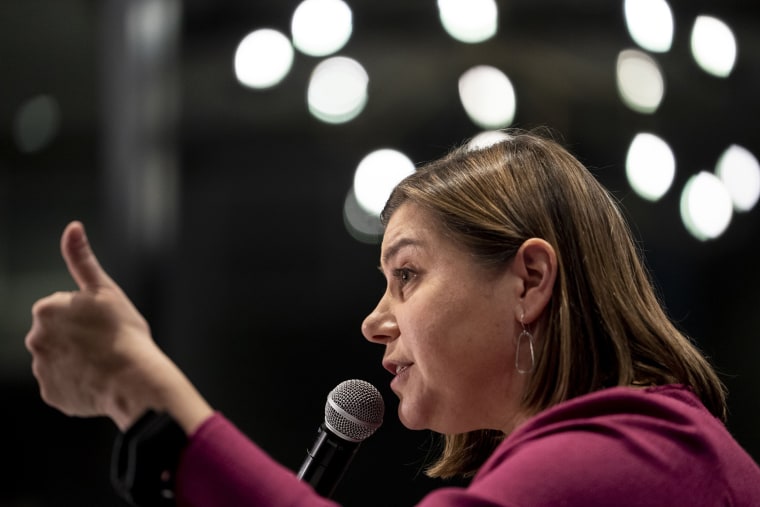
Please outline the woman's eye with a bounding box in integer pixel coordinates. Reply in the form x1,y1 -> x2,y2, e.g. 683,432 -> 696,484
392,268 -> 416,285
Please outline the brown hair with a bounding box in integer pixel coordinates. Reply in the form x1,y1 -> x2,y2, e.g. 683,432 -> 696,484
380,129 -> 727,479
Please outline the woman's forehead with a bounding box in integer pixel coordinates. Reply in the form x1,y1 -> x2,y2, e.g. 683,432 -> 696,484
380,203 -> 468,266
380,205 -> 430,260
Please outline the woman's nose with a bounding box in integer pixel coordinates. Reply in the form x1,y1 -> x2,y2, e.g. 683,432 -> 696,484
361,295 -> 399,344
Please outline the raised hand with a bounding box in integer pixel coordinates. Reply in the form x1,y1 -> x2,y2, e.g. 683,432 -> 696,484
25,222 -> 164,428
26,221 -> 213,433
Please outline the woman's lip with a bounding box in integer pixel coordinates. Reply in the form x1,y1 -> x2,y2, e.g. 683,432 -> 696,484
390,363 -> 411,391
383,360 -> 413,376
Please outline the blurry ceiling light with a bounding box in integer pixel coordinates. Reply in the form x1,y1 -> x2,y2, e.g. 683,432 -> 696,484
127,0 -> 178,57
680,171 -> 733,241
467,130 -> 512,151
13,94 -> 61,153
623,0 -> 674,53
291,0 -> 353,57
625,132 -> 675,201
458,65 -> 516,129
691,16 -> 737,78
234,29 -> 294,89
353,149 -> 415,216
438,0 -> 498,43
616,49 -> 665,114
307,56 -> 369,124
343,188 -> 384,244
716,145 -> 760,212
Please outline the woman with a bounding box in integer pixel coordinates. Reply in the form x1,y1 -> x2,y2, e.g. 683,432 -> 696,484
26,130 -> 760,505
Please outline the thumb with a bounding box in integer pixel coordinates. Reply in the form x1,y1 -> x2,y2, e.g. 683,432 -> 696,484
61,221 -> 115,292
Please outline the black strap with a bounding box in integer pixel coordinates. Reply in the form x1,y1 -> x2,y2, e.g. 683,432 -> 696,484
111,410 -> 188,507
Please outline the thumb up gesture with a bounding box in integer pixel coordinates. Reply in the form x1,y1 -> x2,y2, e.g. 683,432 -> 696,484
25,222 -> 164,429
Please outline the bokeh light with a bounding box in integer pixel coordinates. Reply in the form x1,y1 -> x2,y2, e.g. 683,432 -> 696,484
680,171 -> 733,240
437,0 -> 498,44
13,94 -> 61,153
458,65 -> 516,129
343,188 -> 384,244
291,0 -> 353,57
234,29 -> 294,89
623,0 -> 674,53
625,132 -> 675,201
716,145 -> 760,212
353,148 -> 416,216
691,15 -> 737,78
307,56 -> 369,124
616,49 -> 665,113
467,130 -> 512,151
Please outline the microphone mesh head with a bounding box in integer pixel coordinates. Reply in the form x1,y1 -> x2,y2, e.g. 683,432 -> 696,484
324,379 -> 384,443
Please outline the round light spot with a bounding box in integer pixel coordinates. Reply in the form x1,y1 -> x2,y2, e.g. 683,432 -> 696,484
716,145 -> 760,212
438,0 -> 498,44
680,171 -> 733,240
625,132 -> 675,201
307,56 -> 369,124
13,94 -> 61,153
458,65 -> 516,129
291,0 -> 353,57
616,49 -> 665,114
234,29 -> 294,89
691,16 -> 737,78
623,0 -> 674,53
353,149 -> 415,216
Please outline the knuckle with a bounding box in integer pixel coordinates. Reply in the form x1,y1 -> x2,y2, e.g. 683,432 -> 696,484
32,291 -> 74,320
24,331 -> 37,353
26,335 -> 47,355
31,295 -> 57,319
25,322 -> 47,354
30,298 -> 47,319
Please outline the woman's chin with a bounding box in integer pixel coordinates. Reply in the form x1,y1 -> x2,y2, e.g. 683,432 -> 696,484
397,404 -> 428,431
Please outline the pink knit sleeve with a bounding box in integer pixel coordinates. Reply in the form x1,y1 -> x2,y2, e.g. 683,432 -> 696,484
175,413 -> 338,507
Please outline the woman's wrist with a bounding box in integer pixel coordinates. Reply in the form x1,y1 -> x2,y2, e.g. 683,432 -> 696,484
160,366 -> 215,435
105,348 -> 212,434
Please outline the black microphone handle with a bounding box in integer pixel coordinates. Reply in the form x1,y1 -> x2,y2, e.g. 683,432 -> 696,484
297,423 -> 361,498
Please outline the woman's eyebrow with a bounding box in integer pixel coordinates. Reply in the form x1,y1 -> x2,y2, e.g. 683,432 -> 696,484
381,237 -> 422,267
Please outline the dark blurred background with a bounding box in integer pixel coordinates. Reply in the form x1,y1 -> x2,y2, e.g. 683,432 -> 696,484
2,1 -> 759,505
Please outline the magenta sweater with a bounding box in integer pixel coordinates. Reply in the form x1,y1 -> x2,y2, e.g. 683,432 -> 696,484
176,385 -> 760,506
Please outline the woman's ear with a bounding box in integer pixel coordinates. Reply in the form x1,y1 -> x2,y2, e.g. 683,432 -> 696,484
511,238 -> 557,324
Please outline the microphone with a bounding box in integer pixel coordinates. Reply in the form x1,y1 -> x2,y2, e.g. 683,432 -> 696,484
297,379 -> 385,498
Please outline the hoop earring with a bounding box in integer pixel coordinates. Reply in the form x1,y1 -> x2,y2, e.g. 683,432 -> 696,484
515,313 -> 535,374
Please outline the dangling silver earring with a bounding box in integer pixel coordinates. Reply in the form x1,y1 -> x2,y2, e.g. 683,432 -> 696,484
515,313 -> 535,374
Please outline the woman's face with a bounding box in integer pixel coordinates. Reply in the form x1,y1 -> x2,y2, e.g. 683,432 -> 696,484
362,202 -> 528,434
